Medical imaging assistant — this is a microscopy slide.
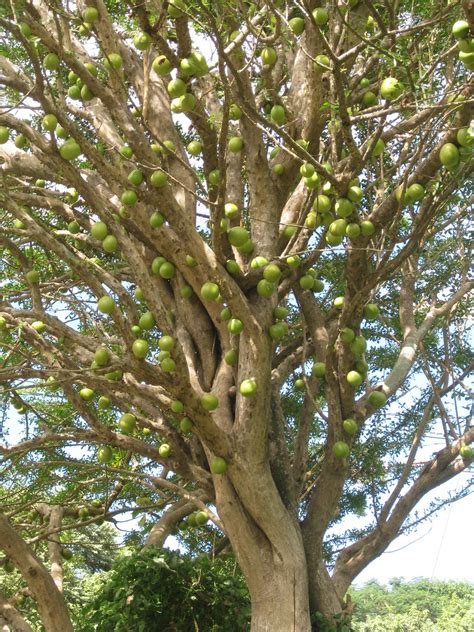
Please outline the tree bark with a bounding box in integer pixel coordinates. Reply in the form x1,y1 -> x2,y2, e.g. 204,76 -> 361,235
0,514 -> 73,632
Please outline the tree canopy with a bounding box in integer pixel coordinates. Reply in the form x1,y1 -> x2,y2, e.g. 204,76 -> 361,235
0,0 -> 473,630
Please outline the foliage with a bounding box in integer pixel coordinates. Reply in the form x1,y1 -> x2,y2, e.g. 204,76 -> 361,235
78,548 -> 250,632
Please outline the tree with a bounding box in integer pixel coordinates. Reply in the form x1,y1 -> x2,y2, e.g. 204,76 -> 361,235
0,0 -> 473,629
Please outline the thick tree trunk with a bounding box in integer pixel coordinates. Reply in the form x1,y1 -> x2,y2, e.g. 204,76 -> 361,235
215,475 -> 312,631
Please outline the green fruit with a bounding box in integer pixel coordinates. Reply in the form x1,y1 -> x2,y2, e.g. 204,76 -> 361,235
168,0 -> 186,18
228,136 -> 244,153
91,221 -> 108,240
224,349 -> 238,365
167,78 -> 186,98
340,327 -> 355,343
79,387 -> 94,401
119,413 -> 136,434
121,190 -> 137,206
201,393 -> 219,411
314,54 -> 330,69
371,138 -> 385,158
180,285 -> 193,298
133,32 -> 152,50
97,445 -> 113,463
273,164 -> 285,175
98,396 -> 111,410
380,77 -> 404,101
159,335 -> 174,351
139,311 -> 155,330
459,445 -> 473,459
159,262 -> 175,279
240,378 -> 257,397
229,104 -> 242,120
97,295 -> 115,314
263,264 -> 281,283
270,104 -> 286,125
362,91 -> 378,107
289,17 -> 305,35
152,55 -> 172,75
346,223 -> 361,239
343,419 -> 358,435
312,362 -> 326,378
347,185 -> 363,203
127,169 -> 143,186
171,400 -> 184,413
83,7 -> 99,22
257,279 -> 276,297
346,370 -> 363,387
439,143 -> 460,167
19,22 -> 32,37
286,254 -> 301,268
261,46 -> 277,65
31,320 -> 46,333
159,443 -> 171,457
44,53 -> 60,70
299,274 -> 314,290
326,232 -> 343,246
180,417 -> 193,432
350,335 -> 366,355
452,20 -> 469,40
94,347 -> 110,366
25,269 -> 40,284
269,322 -> 288,340
151,256 -> 166,274
119,145 -> 133,159
3,560 -> 15,573
360,220 -> 375,236
332,441 -> 350,459
228,226 -> 249,247
102,235 -> 118,253
201,282 -> 220,301
313,8 -> 329,26
187,140 -> 203,155
364,303 -> 379,320
220,307 -> 232,321
194,510 -> 208,526
359,78 -> 370,89
228,318 -> 244,335
300,162 -> 315,178
0,126 -> 9,144
60,140 -> 81,161
209,169 -> 221,185
104,53 -> 123,70
80,84 -> 94,101
334,198 -> 354,218
368,390 -> 387,408
407,183 -> 425,202
42,114 -> 58,131
333,296 -> 345,309
150,170 -> 168,188
133,287 -> 143,303
329,219 -> 347,236
150,212 -> 164,228
314,195 -> 331,213
132,339 -> 149,359
15,134 -> 28,149
457,127 -> 473,148
210,456 -> 227,474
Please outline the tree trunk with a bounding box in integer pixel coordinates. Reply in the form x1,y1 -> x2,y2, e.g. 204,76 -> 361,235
214,475 -> 312,631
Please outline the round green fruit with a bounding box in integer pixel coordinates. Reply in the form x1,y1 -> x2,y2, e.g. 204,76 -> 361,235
0,126 -> 9,144
332,441 -> 350,459
60,140 -> 81,161
229,104 -> 242,120
94,347 -> 110,367
228,226 -> 249,247
139,311 -> 155,330
343,419 -> 358,435
210,456 -> 227,474
257,279 -> 276,297
380,77 -> 404,101
368,390 -> 387,408
261,46 -> 277,66
159,261 -> 175,279
289,17 -> 305,35
97,295 -> 115,314
312,362 -> 326,378
201,393 -> 219,411
159,335 -> 174,351
270,104 -> 286,125
314,54 -> 330,69
79,387 -> 94,401
91,221 -> 108,240
180,417 -> 193,432
159,443 -> 171,458
452,20 -> 469,40
360,220 -> 375,236
364,303 -> 379,320
224,349 -> 238,365
269,322 -> 288,340
167,78 -> 186,98
313,8 -> 329,26
346,370 -> 363,387
150,170 -> 168,188
371,138 -> 385,158
335,198 -> 354,218
42,114 -> 58,131
201,282 -> 220,301
340,327 -> 355,343
97,445 -> 113,464
152,55 -> 172,75
102,235 -> 118,253
228,318 -> 244,335
44,53 -> 60,71
228,136 -> 244,152
333,296 -> 345,309
459,445 -> 473,459
25,269 -> 40,284
132,339 -> 149,359
439,143 -> 460,167
150,212 -> 164,228
133,32 -> 152,50
362,91 -> 378,107
240,378 -> 257,397
119,413 -> 136,434
98,396 -> 111,410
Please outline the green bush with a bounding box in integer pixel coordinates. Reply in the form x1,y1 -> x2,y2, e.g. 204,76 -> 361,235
78,548 -> 250,631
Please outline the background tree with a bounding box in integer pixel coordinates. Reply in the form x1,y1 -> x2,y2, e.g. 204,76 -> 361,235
0,0 -> 473,630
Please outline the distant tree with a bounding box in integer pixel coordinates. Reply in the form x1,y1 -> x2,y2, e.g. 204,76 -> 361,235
0,0 -> 473,630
